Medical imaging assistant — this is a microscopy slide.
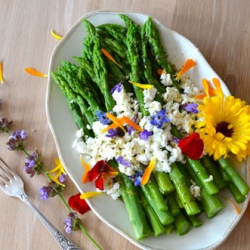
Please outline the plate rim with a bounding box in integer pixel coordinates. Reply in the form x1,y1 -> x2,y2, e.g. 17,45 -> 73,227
46,10 -> 250,250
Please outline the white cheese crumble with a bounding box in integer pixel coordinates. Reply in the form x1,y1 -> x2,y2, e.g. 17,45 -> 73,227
190,181 -> 201,198
73,74 -> 201,199
204,175 -> 214,182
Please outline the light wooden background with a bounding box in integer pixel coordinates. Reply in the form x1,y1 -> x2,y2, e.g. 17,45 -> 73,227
0,1 -> 250,249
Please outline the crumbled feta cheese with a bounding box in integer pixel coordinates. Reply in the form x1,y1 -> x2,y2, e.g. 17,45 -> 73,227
204,175 -> 214,182
190,182 -> 201,198
105,178 -> 120,200
160,73 -> 173,86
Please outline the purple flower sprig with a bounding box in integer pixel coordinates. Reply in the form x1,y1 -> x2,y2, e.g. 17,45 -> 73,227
181,103 -> 198,114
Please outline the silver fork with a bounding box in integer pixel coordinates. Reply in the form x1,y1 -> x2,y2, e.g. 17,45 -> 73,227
0,157 -> 81,250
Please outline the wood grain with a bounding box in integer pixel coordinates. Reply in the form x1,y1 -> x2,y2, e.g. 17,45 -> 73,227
0,1 -> 249,249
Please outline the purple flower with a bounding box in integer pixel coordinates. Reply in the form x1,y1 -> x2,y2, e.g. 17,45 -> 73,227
172,136 -> 180,144
39,185 -> 54,200
64,212 -> 77,234
110,82 -> 123,94
150,110 -> 170,128
105,128 -> 125,137
24,151 -> 39,177
116,156 -> 131,167
6,130 -> 26,150
140,129 -> 153,140
127,116 -> 137,135
0,117 -> 12,132
59,173 -> 67,184
181,103 -> 198,114
96,111 -> 111,125
129,171 -> 143,187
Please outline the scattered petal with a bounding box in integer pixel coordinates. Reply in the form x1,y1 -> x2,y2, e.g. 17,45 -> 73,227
101,48 -> 122,68
0,62 -> 4,83
80,155 -> 91,183
80,191 -> 103,199
141,158 -> 157,185
140,129 -> 153,140
68,193 -> 91,214
50,29 -> 63,40
25,68 -> 48,77
129,81 -> 153,89
176,59 -> 196,79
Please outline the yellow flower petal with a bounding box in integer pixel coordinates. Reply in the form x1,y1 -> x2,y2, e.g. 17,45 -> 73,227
50,29 -> 62,40
0,62 -> 4,83
80,191 -> 103,199
129,81 -> 153,89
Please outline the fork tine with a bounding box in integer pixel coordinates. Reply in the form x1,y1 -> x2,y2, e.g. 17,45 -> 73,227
0,157 -> 16,178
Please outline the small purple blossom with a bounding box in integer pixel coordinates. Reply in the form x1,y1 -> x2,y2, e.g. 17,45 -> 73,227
127,116 -> 137,135
139,129 -> 153,140
172,136 -> 180,144
6,130 -> 26,150
110,82 -> 123,94
39,185 -> 54,200
59,173 -> 67,184
24,150 -> 39,177
0,117 -> 12,131
64,212 -> 77,234
96,111 -> 111,125
105,127 -> 125,137
150,110 -> 170,128
129,171 -> 143,187
116,156 -> 131,167
181,103 -> 198,114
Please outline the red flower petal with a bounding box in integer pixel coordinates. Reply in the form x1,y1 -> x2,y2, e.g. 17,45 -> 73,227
95,176 -> 104,190
68,193 -> 91,214
178,133 -> 204,160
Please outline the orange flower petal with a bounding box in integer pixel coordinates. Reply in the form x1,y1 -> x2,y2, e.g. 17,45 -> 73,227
105,113 -> 126,133
129,81 -> 153,89
101,48 -> 122,68
101,122 -> 118,133
25,68 -> 48,77
157,69 -> 166,75
212,78 -> 223,97
0,62 -> 3,83
50,29 -> 62,40
176,59 -> 196,79
141,158 -> 157,186
120,116 -> 143,132
80,155 -> 91,183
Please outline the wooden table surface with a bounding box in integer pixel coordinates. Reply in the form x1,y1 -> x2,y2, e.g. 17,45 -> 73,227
1,1 -> 250,249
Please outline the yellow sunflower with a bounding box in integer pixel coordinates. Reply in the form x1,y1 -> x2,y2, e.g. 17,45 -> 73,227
196,94 -> 250,161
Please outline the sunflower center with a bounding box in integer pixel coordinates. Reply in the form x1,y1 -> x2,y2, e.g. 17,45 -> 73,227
216,122 -> 233,137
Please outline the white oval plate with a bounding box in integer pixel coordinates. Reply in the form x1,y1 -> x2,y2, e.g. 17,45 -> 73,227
46,11 -> 250,250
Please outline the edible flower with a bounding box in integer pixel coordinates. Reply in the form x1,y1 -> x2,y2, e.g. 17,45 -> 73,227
116,156 -> 131,167
68,193 -> 90,214
196,93 -> 250,161
86,160 -> 118,190
96,110 -> 111,125
101,115 -> 143,134
110,82 -> 123,94
150,110 -> 170,128
175,59 -> 196,80
178,133 -> 204,160
80,191 -> 103,199
129,81 -> 153,89
6,130 -> 26,150
141,158 -> 157,185
105,113 -> 126,133
50,29 -> 62,40
0,62 -> 4,83
105,128 -> 125,137
64,212 -> 80,234
139,129 -> 153,140
101,48 -> 122,68
47,158 -> 66,186
195,78 -> 223,99
25,68 -> 48,77
80,156 -> 91,183
181,103 -> 198,114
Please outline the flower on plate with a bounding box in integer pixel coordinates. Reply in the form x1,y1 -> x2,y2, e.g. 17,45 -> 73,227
139,129 -> 153,140
181,103 -> 198,114
96,110 -> 111,125
150,109 -> 170,128
178,133 -> 204,160
86,160 -> 118,190
196,85 -> 250,161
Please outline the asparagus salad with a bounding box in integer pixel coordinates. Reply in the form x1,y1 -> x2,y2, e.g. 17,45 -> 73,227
51,14 -> 250,239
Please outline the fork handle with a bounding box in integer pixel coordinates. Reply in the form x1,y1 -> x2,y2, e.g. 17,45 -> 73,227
24,198 -> 81,250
